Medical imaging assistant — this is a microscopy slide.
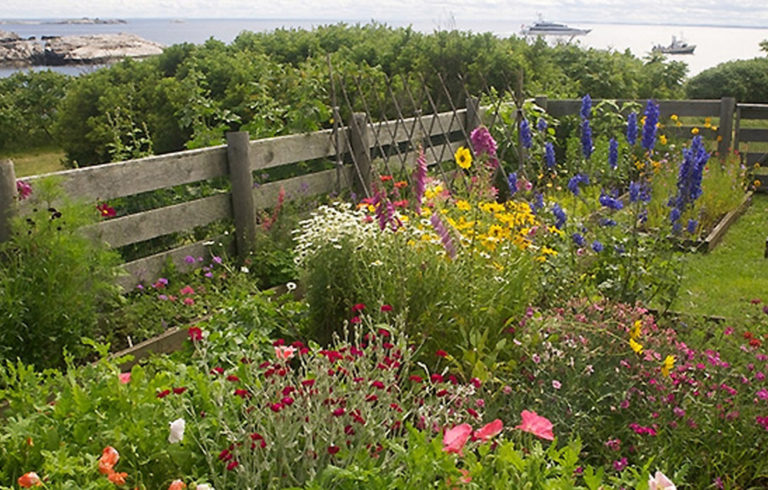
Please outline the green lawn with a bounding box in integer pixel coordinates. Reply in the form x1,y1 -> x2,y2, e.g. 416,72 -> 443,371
1,146 -> 67,177
672,192 -> 768,320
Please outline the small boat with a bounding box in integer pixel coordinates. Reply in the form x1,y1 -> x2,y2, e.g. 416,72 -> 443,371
652,36 -> 695,55
521,16 -> 591,38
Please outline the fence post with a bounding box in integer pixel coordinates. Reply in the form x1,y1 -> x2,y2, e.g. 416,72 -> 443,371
349,112 -> 371,198
465,96 -> 481,134
0,159 -> 17,243
226,131 -> 257,260
718,97 -> 736,157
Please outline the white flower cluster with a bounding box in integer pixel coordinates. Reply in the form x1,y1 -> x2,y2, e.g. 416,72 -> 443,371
292,202 -> 379,266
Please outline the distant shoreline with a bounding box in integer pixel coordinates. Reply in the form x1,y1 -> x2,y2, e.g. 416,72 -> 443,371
0,17 -> 766,30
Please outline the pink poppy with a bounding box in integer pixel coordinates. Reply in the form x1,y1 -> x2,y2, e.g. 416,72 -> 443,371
648,470 -> 676,490
118,372 -> 131,384
474,419 -> 503,441
443,423 -> 473,454
275,345 -> 296,361
516,410 -> 554,441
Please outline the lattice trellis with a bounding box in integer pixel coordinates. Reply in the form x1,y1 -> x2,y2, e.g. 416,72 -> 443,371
327,62 -> 530,202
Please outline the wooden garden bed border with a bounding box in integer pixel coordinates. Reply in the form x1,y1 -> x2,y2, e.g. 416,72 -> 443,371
674,191 -> 754,253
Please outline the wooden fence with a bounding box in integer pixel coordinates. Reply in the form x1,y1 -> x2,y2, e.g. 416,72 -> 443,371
1,97 -> 766,291
0,109 -> 467,290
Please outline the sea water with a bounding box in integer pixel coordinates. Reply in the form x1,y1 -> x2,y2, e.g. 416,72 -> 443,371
1,17 -> 767,78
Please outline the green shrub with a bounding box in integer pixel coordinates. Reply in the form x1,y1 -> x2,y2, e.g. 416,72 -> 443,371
686,57 -> 768,102
0,178 -> 122,368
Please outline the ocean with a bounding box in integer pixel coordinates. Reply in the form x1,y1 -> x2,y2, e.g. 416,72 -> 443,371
1,17 -> 767,78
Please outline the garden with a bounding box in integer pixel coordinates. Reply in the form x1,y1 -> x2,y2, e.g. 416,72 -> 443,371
1,93 -> 767,490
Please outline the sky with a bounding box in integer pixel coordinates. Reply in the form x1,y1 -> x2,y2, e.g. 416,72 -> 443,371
1,0 -> 768,28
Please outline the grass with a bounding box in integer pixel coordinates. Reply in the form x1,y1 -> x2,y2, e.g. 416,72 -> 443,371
671,192 -> 768,320
1,146 -> 67,177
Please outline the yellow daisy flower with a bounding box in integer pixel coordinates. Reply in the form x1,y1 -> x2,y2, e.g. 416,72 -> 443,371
455,146 -> 472,169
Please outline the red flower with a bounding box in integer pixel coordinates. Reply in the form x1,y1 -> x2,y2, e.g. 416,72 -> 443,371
371,380 -> 385,389
350,316 -> 361,324
345,425 -> 356,435
379,175 -> 393,182
172,387 -> 187,395
226,375 -> 240,382
301,379 -> 316,387
273,338 -> 285,346
211,367 -> 224,375
226,460 -> 239,470
234,389 -> 249,399
332,407 -> 346,417
365,394 -> 378,402
443,423 -> 472,455
218,449 -> 233,461
156,389 -> 171,399
430,373 -> 444,383
380,304 -> 393,312
269,403 -> 283,413
516,410 -> 554,441
328,445 -> 340,455
97,202 -> 116,218
188,327 -> 203,342
470,377 -> 482,388
351,303 -> 366,313
474,419 -> 503,441
436,349 -> 448,358
394,180 -> 408,189
281,396 -> 294,406
409,375 -> 424,383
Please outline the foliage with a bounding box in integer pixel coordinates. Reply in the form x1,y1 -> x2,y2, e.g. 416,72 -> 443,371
0,178 -> 122,368
0,70 -> 70,153
0,23 -> 689,166
686,57 -> 768,102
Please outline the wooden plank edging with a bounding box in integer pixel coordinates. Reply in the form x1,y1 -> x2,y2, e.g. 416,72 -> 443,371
703,191 -> 754,252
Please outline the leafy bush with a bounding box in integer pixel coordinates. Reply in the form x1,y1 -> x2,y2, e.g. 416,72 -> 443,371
686,57 -> 768,102
0,179 -> 122,368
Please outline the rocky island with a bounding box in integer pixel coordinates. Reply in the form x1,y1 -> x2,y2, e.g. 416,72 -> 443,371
0,30 -> 163,66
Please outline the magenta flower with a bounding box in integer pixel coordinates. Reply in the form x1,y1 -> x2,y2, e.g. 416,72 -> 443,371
16,180 -> 32,200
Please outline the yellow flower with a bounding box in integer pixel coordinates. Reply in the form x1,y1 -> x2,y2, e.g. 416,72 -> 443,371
455,199 -> 471,211
691,127 -> 699,135
635,161 -> 646,170
659,134 -> 667,145
704,117 -> 712,128
455,146 -> 472,169
541,246 -> 558,256
630,320 -> 642,340
754,179 -> 762,188
670,114 -> 679,121
629,338 -> 644,355
661,355 -> 675,377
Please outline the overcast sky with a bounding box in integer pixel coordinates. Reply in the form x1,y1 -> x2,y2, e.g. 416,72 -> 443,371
1,1 -> 768,27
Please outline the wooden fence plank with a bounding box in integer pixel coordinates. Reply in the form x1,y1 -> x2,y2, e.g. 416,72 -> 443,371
118,234 -> 232,290
387,140 -> 464,171
738,104 -> 768,120
544,99 -> 722,118
250,129 -> 337,171
20,146 -> 228,207
739,128 -> 768,143
88,193 -> 232,249
746,152 -> 767,166
252,167 -> 355,210
370,110 -> 466,149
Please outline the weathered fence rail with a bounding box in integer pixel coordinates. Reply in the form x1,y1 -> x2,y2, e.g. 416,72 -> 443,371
0,109 -> 470,290
1,96 -> 765,291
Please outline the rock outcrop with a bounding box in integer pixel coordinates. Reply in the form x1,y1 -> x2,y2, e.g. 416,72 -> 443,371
0,31 -> 44,64
0,31 -> 163,66
43,33 -> 164,65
